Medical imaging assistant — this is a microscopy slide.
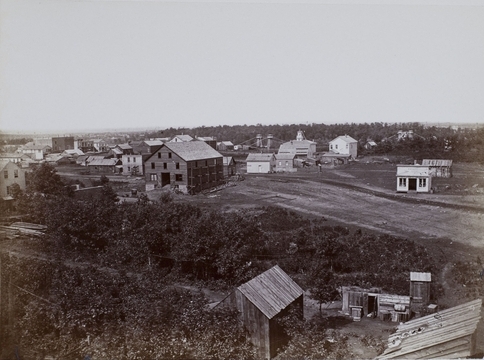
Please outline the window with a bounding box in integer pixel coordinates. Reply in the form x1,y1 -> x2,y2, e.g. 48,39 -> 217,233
158,153 -> 161,158
335,144 -> 338,149
176,162 -> 180,169
163,163 -> 167,169
279,161 -> 282,165
168,153 -> 172,159
4,170 -> 7,179
151,162 -> 155,169
285,161 -> 289,166
175,174 -> 183,181
195,161 -> 198,168
330,144 -> 333,149
14,170 -> 18,178
128,166 -> 131,172
133,157 -> 136,163
419,178 -> 427,187
150,174 -> 157,181
205,160 -> 208,166
399,178 -> 406,187
346,144 -> 348,149
127,157 -> 130,162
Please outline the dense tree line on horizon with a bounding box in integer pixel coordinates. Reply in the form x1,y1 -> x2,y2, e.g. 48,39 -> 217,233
145,122 -> 484,162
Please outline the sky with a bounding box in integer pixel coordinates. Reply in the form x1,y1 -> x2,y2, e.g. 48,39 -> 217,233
1,0 -> 483,133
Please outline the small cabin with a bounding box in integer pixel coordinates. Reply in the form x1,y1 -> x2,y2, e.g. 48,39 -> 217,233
217,265 -> 304,359
396,165 -> 432,193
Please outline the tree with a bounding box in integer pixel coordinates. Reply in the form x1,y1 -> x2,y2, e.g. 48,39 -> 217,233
27,163 -> 66,195
309,266 -> 339,313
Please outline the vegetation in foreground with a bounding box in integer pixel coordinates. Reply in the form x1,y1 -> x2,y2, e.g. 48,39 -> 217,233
2,163 -> 482,359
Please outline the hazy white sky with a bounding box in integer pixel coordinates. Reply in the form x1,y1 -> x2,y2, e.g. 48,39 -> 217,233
1,0 -> 483,133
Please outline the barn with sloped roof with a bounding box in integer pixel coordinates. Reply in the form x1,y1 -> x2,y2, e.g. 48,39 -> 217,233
217,265 -> 304,359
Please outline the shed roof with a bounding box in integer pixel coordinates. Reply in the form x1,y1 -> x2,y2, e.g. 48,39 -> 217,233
148,141 -> 222,162
237,265 -> 304,319
88,158 -> 120,166
117,144 -> 133,150
410,272 -> 431,282
422,159 -> 453,167
246,153 -> 275,162
379,299 -> 482,359
330,135 -> 358,143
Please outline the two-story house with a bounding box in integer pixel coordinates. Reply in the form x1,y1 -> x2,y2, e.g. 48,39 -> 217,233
0,160 -> 26,198
328,135 -> 358,159
144,141 -> 223,194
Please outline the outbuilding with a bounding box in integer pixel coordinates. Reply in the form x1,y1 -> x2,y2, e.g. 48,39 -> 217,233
222,156 -> 236,177
422,159 -> 453,178
217,265 -> 304,359
409,272 -> 431,305
246,153 -> 276,174
275,153 -> 296,172
396,165 -> 432,193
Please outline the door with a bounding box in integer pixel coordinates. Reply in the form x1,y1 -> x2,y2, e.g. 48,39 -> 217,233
258,164 -> 262,173
409,178 -> 417,191
161,172 -> 171,187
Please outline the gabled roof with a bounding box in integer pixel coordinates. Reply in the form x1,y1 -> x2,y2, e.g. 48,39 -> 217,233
410,272 -> 431,282
23,144 -> 51,150
170,135 -> 193,142
143,140 -> 164,147
111,148 -> 123,155
0,159 -> 12,171
379,299 -> 482,359
62,149 -> 84,156
275,153 -> 296,160
116,144 -> 133,150
422,159 -> 453,167
223,156 -> 235,166
246,153 -> 275,162
147,141 -> 222,162
237,265 -> 303,319
330,135 -> 358,143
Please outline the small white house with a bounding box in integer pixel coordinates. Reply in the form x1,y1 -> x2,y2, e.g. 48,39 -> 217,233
246,153 -> 276,174
329,135 -> 358,159
396,165 -> 432,193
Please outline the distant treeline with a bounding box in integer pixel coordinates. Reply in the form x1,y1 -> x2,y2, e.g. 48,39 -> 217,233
146,122 -> 484,163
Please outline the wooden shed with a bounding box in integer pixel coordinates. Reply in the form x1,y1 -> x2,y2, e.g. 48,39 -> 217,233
218,265 -> 304,359
378,294 -> 412,322
422,159 -> 453,178
409,272 -> 431,305
378,299 -> 482,359
341,286 -> 382,319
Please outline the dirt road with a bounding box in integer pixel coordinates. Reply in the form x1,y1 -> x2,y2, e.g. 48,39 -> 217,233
218,174 -> 484,249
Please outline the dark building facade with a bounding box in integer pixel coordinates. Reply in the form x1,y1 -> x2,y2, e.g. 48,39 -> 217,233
52,137 -> 75,152
144,141 -> 223,194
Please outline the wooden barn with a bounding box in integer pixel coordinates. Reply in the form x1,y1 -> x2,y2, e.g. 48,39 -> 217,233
378,299 -> 482,359
409,272 -> 431,305
217,265 -> 304,359
422,159 -> 453,178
